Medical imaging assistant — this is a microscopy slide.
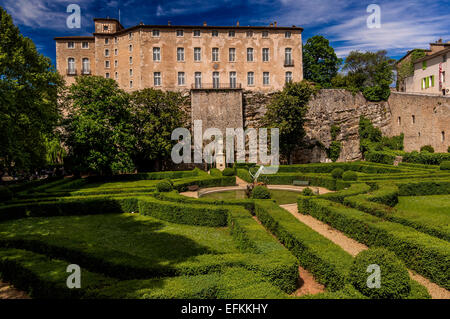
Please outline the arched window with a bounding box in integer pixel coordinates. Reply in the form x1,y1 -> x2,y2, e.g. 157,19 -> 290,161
68,58 -> 75,75
82,58 -> 90,74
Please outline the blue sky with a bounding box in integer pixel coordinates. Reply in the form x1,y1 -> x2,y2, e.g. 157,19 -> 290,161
1,0 -> 450,64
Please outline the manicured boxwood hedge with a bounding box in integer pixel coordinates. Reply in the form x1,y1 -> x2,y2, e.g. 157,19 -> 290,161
396,180 -> 450,196
317,183 -> 371,203
236,169 -> 253,183
260,173 -> 350,191
254,201 -> 354,291
299,197 -> 450,289
174,176 -> 236,192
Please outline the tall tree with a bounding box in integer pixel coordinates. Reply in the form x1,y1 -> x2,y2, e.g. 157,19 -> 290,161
62,76 -> 135,176
262,81 -> 318,164
0,7 -> 62,173
129,88 -> 188,171
303,36 -> 342,87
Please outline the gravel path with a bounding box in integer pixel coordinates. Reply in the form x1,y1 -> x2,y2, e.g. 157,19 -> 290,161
0,281 -> 30,299
281,203 -> 450,300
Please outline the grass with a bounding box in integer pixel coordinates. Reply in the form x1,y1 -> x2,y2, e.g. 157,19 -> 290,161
201,189 -> 302,205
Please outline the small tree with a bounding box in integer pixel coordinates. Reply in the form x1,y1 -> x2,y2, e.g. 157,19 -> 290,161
262,81 -> 318,164
62,76 -> 135,175
303,36 -> 342,87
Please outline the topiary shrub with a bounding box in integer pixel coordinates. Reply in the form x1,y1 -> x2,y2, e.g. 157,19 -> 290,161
156,180 -> 173,192
420,145 -> 434,153
342,171 -> 358,181
251,185 -> 271,199
349,248 -> 410,299
222,168 -> 235,176
209,168 -> 222,177
331,168 -> 344,179
301,188 -> 314,196
440,161 -> 450,170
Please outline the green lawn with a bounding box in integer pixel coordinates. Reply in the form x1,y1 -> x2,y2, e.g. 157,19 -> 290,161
201,189 -> 302,205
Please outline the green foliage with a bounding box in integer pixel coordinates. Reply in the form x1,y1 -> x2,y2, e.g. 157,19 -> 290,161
440,161 -> 450,170
327,141 -> 342,162
301,188 -> 314,196
330,125 -> 341,141
403,151 -> 450,165
303,36 -> 342,87
236,169 -> 253,183
155,180 -> 173,192
331,168 -> 344,179
222,168 -> 235,176
349,248 -> 410,299
209,168 -> 222,177
62,76 -> 135,175
333,50 -> 395,101
262,81 -> 318,164
0,8 -> 63,172
129,88 -> 187,171
342,171 -> 358,181
0,186 -> 13,202
251,186 -> 271,199
44,134 -> 66,165
420,145 -> 435,153
396,49 -> 427,90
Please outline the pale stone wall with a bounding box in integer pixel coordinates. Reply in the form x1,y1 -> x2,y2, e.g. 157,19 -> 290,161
411,54 -> 449,94
388,92 -> 450,153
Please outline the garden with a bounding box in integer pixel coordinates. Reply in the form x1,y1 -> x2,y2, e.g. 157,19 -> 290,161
0,161 -> 448,299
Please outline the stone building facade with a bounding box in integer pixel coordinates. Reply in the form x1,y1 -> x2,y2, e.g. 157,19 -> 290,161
55,18 -> 303,92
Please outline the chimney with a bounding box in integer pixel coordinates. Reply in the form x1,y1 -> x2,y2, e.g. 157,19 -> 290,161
203,21 -> 207,26
274,21 -> 277,27
236,21 -> 240,27
140,21 -> 144,25
168,21 -> 171,26
437,38 -> 443,43
269,23 -> 273,27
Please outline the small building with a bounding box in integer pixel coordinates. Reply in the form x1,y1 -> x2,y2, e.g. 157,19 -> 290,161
398,40 -> 449,95
54,18 -> 303,92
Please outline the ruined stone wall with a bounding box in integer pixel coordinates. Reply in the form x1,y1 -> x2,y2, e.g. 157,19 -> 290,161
388,92 -> 449,153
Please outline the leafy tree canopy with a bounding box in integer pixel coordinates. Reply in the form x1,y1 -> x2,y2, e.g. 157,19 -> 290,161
303,35 -> 342,87
0,7 -> 62,173
262,81 -> 318,164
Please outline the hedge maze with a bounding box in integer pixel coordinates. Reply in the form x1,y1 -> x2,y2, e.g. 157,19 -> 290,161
0,161 -> 448,299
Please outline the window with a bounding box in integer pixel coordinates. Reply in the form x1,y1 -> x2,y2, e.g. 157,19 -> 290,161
195,72 -> 202,88
212,30 -> 218,37
228,30 -> 235,37
130,69 -> 133,76
115,48 -> 118,56
246,31 -> 253,38
103,25 -> 109,31
177,48 -> 185,62
194,47 -> 201,61
213,72 -> 220,88
129,45 -> 133,52
442,71 -> 446,83
82,58 -> 90,74
285,31 -> 291,38
68,42 -> 75,49
105,60 -> 110,68
106,38 -> 111,45
229,48 -> 236,62
229,72 -> 237,88
442,131 -> 445,142
212,48 -> 219,62
130,80 -> 133,88
285,71 -> 292,83
105,73 -> 110,79
105,49 -> 110,57
178,72 -> 185,86
247,72 -> 254,86
177,30 -> 184,37
129,33 -> 133,40
154,72 -> 161,86
152,30 -> 160,37
153,47 -> 161,61
285,48 -> 293,65
247,48 -> 254,62
263,72 -> 270,85
115,60 -> 118,68
398,117 -> 401,125
114,37 -> 118,44
193,30 -> 201,37
129,57 -> 133,64
262,31 -> 268,38
412,115 -> 415,124
68,58 -> 75,74
82,42 -> 89,49
262,48 -> 269,62
115,72 -> 118,80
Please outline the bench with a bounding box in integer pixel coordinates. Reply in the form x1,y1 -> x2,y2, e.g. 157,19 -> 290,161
293,180 -> 309,186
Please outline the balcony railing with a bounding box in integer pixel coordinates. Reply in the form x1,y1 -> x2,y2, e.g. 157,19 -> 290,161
284,60 -> 294,67
67,69 -> 77,76
191,83 -> 242,90
81,69 -> 91,75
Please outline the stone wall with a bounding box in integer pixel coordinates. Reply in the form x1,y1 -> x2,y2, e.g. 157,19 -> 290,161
388,92 -> 449,153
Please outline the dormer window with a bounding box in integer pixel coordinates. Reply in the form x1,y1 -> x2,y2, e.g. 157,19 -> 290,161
103,25 -> 109,31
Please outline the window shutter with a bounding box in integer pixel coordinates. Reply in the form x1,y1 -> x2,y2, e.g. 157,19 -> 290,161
431,75 -> 435,87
